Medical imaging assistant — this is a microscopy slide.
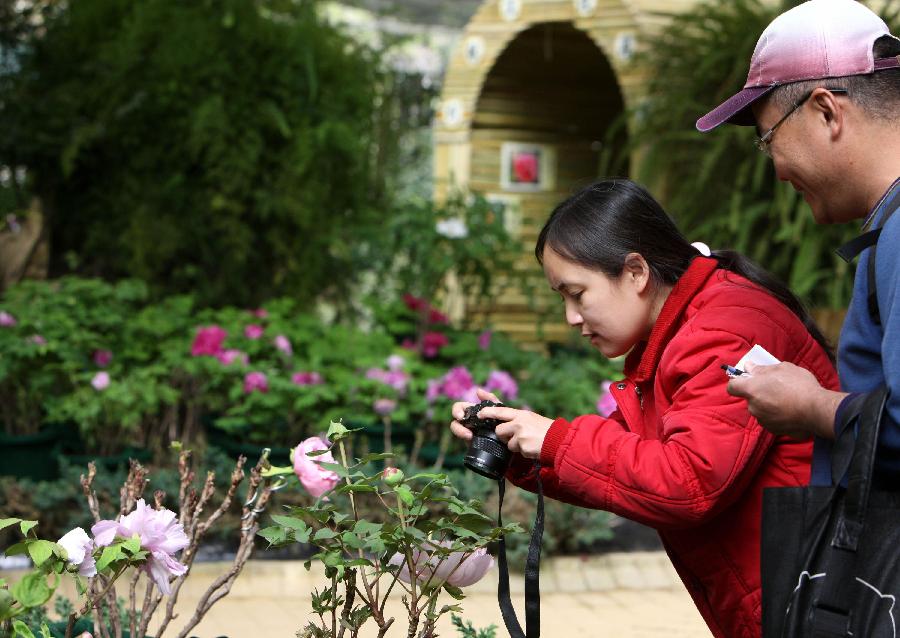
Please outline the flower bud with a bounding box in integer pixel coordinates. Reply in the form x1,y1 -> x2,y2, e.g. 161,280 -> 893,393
382,467 -> 405,486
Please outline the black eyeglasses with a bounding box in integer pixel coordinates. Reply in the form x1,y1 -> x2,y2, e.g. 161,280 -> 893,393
754,87 -> 849,156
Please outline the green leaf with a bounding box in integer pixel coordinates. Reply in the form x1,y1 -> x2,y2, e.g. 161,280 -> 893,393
11,572 -> 51,608
316,462 -> 350,478
353,521 -> 383,536
38,624 -> 52,638
4,541 -> 29,557
19,521 -> 38,537
271,515 -> 309,532
0,518 -> 22,533
123,534 -> 141,556
257,527 -> 288,546
27,540 -> 55,567
326,420 -> 349,442
95,544 -> 123,572
12,620 -> 36,638
0,589 -> 14,621
313,528 -> 338,541
443,584 -> 466,601
395,485 -> 414,506
261,465 -> 295,478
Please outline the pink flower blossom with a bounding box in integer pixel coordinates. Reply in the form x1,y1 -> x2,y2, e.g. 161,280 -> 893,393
428,308 -> 449,324
251,308 -> 268,319
191,326 -> 227,356
422,332 -> 449,358
441,366 -> 475,400
293,437 -> 340,498
374,398 -> 397,416
91,499 -> 188,595
57,527 -> 97,577
596,381 -> 618,417
216,349 -> 249,366
0,311 -> 15,327
485,370 -> 518,400
402,294 -> 427,313
425,379 -> 442,403
243,371 -> 268,393
386,354 -> 405,372
274,334 -> 292,355
388,540 -> 494,589
244,324 -> 264,340
292,371 -> 323,386
29,334 -> 47,346
367,367 -> 409,394
91,372 -> 110,391
478,330 -> 492,350
93,349 -> 113,367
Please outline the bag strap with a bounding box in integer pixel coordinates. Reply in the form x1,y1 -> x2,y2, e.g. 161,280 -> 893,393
836,181 -> 900,325
497,469 -> 544,638
811,387 -> 890,638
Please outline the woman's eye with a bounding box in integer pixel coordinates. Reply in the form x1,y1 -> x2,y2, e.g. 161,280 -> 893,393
571,291 -> 583,301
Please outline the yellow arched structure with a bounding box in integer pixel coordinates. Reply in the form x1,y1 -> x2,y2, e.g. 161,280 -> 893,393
434,0 -> 702,345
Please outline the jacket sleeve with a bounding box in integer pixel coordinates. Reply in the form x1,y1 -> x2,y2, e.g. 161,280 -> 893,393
511,327 -> 783,530
875,210 -> 900,476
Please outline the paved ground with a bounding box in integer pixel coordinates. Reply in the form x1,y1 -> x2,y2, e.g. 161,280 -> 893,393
2,551 -> 711,637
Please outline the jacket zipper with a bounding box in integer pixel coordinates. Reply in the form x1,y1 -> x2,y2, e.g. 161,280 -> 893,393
634,384 -> 644,410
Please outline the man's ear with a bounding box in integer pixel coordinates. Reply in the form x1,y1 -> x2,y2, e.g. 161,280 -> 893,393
622,252 -> 651,294
809,88 -> 845,140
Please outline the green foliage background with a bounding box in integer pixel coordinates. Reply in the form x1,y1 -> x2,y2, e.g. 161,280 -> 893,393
627,0 -> 899,309
0,0 -> 385,307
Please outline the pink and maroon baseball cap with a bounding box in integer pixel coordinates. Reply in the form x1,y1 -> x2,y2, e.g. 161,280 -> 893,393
696,0 -> 900,132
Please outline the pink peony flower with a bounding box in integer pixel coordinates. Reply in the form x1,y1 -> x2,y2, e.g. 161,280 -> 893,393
478,330 -> 492,350
243,371 -> 268,394
216,349 -> 249,366
386,354 -> 405,372
91,499 -> 188,595
485,370 -> 518,400
425,379 -> 442,403
293,437 -> 340,498
596,381 -> 618,417
93,349 -> 113,367
91,372 -> 110,391
57,527 -> 97,577
0,311 -> 15,327
292,371 -> 323,386
422,332 -> 449,358
251,308 -> 268,319
401,338 -> 417,351
374,398 -> 397,416
29,334 -> 47,346
388,540 -> 494,589
274,334 -> 292,356
191,326 -> 227,357
244,324 -> 264,340
428,308 -> 449,324
441,366 -> 475,401
402,294 -> 427,313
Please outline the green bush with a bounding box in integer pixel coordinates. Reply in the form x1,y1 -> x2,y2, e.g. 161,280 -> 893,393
0,0 -> 383,308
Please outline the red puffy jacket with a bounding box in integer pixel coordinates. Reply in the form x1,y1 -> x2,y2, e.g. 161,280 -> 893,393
507,257 -> 840,638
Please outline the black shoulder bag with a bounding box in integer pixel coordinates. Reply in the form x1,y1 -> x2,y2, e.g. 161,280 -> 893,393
761,387 -> 900,637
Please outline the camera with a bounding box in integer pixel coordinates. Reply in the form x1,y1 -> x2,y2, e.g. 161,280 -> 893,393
461,400 -> 511,480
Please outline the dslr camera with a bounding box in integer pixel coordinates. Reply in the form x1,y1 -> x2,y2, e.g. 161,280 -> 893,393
460,400 -> 511,480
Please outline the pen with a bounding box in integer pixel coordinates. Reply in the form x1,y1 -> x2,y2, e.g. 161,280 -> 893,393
720,364 -> 746,377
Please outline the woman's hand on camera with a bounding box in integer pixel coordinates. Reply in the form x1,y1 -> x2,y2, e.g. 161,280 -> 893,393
478,405 -> 553,460
449,388 -> 500,441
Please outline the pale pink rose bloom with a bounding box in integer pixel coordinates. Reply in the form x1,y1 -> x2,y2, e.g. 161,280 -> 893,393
216,349 -> 249,366
386,354 -> 405,371
293,437 -> 340,498
596,381 -> 618,417
91,499 -> 188,595
374,398 -> 397,416
244,324 -> 264,340
388,541 -> 493,588
274,334 -> 292,355
0,311 -> 16,327
243,371 -> 268,393
78,633 -> 93,638
57,527 -> 97,577
91,372 -> 110,391
93,349 -> 113,367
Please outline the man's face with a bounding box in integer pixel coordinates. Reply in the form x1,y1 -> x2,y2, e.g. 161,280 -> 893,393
752,94 -> 861,224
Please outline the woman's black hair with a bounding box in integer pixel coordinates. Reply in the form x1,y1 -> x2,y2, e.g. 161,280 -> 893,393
535,178 -> 834,361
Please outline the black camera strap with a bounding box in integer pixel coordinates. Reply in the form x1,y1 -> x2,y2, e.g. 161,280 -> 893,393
497,467 -> 544,638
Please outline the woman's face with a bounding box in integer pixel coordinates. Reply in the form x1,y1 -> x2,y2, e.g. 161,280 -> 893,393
541,247 -> 657,358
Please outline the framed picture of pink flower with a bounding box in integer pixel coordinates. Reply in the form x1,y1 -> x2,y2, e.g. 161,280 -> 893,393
500,142 -> 556,192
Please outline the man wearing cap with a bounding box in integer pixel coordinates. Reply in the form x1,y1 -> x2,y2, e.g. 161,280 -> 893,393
696,0 -> 900,482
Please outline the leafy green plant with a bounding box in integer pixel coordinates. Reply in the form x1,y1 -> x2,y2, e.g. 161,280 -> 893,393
259,422 -> 520,638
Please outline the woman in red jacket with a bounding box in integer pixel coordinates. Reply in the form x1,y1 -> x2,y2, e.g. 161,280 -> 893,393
450,179 -> 840,638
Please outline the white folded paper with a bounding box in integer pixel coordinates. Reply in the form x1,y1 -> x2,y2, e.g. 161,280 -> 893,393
735,344 -> 781,373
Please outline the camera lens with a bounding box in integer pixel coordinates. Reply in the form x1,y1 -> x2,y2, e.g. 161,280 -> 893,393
461,400 -> 511,480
